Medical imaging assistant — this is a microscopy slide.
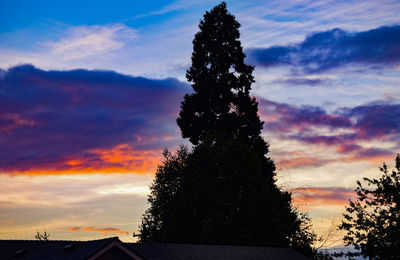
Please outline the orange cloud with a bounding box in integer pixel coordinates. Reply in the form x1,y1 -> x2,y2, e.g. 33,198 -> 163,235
6,144 -> 162,176
73,144 -> 161,174
68,227 -> 80,232
5,219 -> 14,226
276,157 -> 334,169
344,153 -> 393,165
68,226 -> 129,235
291,187 -> 355,207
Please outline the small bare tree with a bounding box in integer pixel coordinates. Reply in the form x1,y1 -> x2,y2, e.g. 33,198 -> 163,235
35,231 -> 50,241
315,217 -> 342,250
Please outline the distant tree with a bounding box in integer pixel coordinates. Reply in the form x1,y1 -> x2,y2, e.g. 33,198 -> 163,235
140,2 -> 315,257
339,154 -> 400,259
34,231 -> 50,241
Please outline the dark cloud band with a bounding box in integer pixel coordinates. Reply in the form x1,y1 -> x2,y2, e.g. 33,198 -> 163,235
247,25 -> 400,73
0,65 -> 188,174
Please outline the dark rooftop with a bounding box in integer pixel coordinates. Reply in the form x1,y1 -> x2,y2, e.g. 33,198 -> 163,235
129,243 -> 309,260
0,237 -> 309,260
0,237 -> 117,259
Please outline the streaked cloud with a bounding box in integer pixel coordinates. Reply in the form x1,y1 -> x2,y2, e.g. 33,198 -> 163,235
96,184 -> 149,196
68,226 -> 129,235
0,113 -> 35,133
134,0 -> 215,18
276,157 -> 335,169
237,0 -> 400,47
273,77 -> 325,87
292,187 -> 355,207
260,98 -> 399,167
260,99 -> 352,132
43,24 -> 136,60
0,174 -> 150,241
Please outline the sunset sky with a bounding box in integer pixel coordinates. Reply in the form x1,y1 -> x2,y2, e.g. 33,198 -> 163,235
1,0 -> 399,244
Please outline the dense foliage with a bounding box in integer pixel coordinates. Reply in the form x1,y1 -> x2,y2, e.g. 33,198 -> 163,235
140,137 -> 315,255
176,1 -> 275,182
339,154 -> 400,259
140,2 -> 315,256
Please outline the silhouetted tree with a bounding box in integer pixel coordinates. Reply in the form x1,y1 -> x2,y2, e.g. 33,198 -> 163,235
140,2 -> 315,256
140,146 -> 189,243
140,136 -> 314,254
176,1 -> 275,182
339,154 -> 400,259
34,231 -> 50,241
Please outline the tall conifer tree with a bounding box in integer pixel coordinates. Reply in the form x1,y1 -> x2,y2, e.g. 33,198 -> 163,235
140,3 -> 314,256
177,2 -> 275,181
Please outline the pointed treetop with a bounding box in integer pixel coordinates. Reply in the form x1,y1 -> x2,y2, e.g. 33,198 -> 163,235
178,1 -> 264,148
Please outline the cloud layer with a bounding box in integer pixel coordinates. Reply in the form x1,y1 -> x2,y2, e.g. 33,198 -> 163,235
247,25 -> 400,73
260,98 -> 400,168
68,226 -> 129,235
292,187 -> 355,207
0,65 -> 188,174
1,64 -> 398,174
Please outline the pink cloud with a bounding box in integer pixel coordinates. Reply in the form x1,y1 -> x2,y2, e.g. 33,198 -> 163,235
68,226 -> 129,235
292,187 -> 356,207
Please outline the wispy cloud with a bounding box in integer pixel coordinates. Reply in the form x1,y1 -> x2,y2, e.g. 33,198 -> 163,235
43,24 -> 136,60
276,157 -> 335,169
292,187 -> 355,207
273,77 -> 325,86
238,0 -> 400,47
68,226 -> 129,235
133,0 -> 214,19
95,183 -> 149,196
